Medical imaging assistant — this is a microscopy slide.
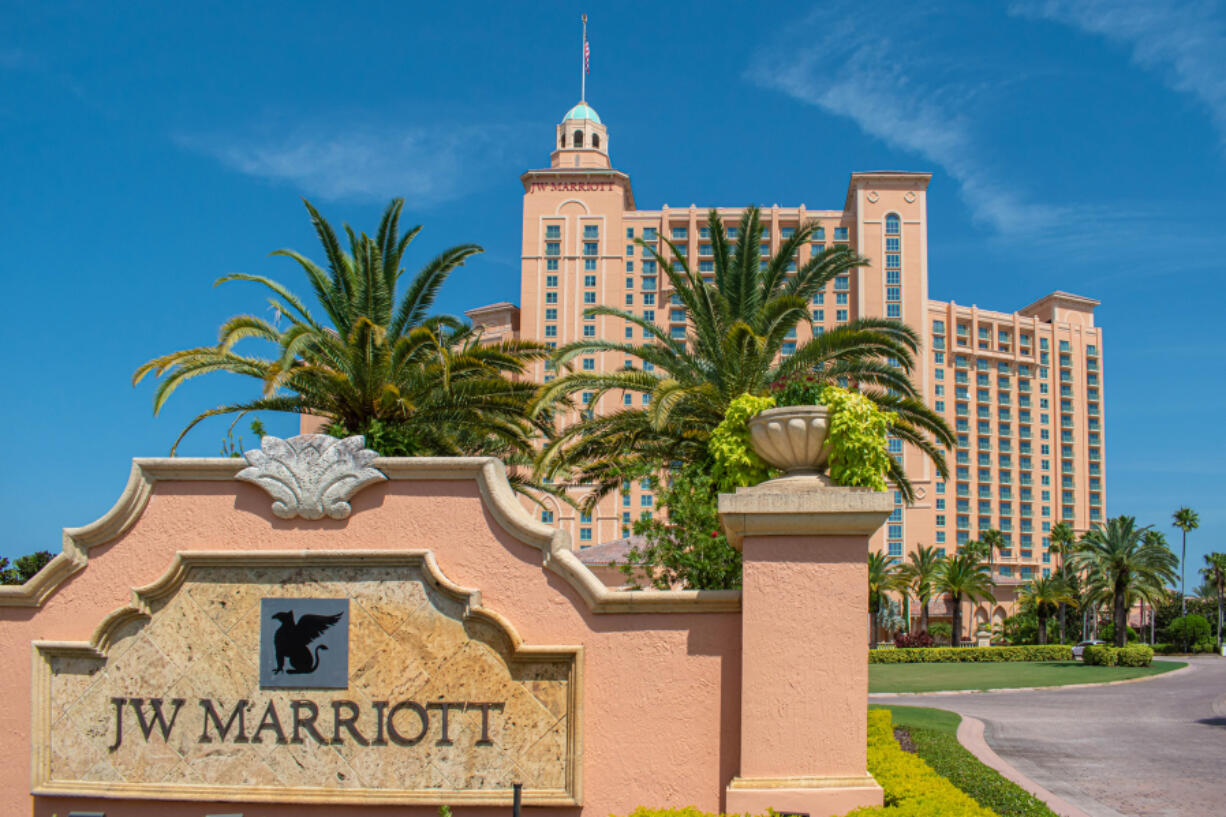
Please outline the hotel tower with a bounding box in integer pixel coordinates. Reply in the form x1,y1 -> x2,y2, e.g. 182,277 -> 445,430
468,100 -> 1106,634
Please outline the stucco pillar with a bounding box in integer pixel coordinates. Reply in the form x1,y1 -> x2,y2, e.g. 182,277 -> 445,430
719,480 -> 891,816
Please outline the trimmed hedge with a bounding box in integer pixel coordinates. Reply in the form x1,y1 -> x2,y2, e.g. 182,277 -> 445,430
902,724 -> 1057,817
612,710 -> 998,817
870,645 -> 1072,664
848,709 -> 997,816
1084,644 -> 1153,667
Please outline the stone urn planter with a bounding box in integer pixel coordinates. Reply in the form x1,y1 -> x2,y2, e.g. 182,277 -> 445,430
747,405 -> 833,482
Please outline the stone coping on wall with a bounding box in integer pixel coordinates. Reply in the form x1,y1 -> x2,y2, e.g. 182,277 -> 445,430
0,455 -> 740,615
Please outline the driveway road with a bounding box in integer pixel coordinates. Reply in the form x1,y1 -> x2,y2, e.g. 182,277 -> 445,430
874,656 -> 1226,817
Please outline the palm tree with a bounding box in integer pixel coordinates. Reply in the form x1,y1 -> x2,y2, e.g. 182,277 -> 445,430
1172,507 -> 1199,616
134,199 -> 551,467
901,545 -> 943,633
1074,516 -> 1178,648
979,529 -> 1006,580
934,550 -> 995,647
868,551 -> 906,648
1049,521 -> 1077,643
1018,574 -> 1074,645
531,207 -> 954,503
1200,552 -> 1226,649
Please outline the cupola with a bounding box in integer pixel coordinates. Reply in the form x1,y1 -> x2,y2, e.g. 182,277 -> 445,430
552,101 -> 611,169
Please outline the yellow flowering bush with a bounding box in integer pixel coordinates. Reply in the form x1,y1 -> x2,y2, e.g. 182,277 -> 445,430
708,393 -> 776,492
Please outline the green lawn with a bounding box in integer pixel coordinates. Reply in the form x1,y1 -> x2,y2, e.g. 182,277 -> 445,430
870,659 -> 1185,693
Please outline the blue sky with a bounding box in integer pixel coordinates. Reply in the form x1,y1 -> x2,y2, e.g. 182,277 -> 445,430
1,1 -> 1222,581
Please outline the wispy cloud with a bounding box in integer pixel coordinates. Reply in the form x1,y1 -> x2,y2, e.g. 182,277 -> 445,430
178,122 -> 533,205
748,15 -> 1067,237
1011,0 -> 1226,148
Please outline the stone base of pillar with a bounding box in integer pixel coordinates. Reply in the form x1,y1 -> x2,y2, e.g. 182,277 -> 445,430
726,775 -> 884,816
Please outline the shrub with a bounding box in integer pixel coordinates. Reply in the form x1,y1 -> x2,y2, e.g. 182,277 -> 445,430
895,631 -> 935,649
928,621 -> 952,645
1118,644 -> 1154,667
820,385 -> 895,492
1167,614 -> 1211,649
1152,642 -> 1179,655
1082,644 -> 1117,666
869,645 -> 1072,664
1099,622 -> 1139,644
1193,639 -> 1216,654
709,393 -> 776,491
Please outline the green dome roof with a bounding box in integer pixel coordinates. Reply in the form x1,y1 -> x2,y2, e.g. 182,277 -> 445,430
562,102 -> 601,124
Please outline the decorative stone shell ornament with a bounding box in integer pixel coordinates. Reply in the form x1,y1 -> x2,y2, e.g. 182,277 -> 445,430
235,434 -> 386,519
747,405 -> 833,481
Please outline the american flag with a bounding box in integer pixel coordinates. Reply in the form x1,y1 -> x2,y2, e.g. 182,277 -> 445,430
584,35 -> 590,74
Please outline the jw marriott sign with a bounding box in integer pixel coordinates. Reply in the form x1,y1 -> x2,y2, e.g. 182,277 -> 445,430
32,553 -> 579,805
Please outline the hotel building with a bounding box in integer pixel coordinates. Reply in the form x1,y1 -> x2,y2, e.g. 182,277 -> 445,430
468,101 -> 1105,634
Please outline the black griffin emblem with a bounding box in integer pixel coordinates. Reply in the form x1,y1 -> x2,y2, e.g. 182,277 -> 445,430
271,610 -> 343,675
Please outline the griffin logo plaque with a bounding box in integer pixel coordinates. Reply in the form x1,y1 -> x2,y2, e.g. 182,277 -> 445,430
259,598 -> 349,689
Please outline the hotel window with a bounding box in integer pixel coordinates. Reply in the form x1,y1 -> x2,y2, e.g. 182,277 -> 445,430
699,226 -> 710,239
546,225 -> 561,239
670,326 -> 686,339
579,528 -> 592,542
887,304 -> 900,318
584,225 -> 599,239
760,245 -> 770,257
545,242 -> 560,256
643,293 -> 655,305
626,262 -> 634,274
886,237 -> 900,252
813,292 -> 825,305
836,309 -> 848,322
782,342 -> 796,355
813,226 -> 826,240
727,227 -> 738,239
699,260 -> 714,272
885,253 -> 900,268
583,325 -> 595,337
781,227 -> 795,238
546,259 -> 559,271
812,309 -> 824,322
545,292 -> 558,304
886,270 -> 901,284
544,325 -> 557,338
584,258 -> 597,270
669,226 -> 687,240
641,494 -> 654,507
643,228 -> 657,241
642,309 -> 655,322
886,287 -> 901,301
642,276 -> 657,290
584,242 -> 598,256
626,227 -> 634,239
582,358 -> 595,371
834,276 -> 849,291
626,244 -> 634,255
836,292 -> 849,305
760,227 -> 770,239
583,274 -> 597,287
834,227 -> 849,241
544,308 -> 557,321
888,540 -> 902,557
699,244 -> 712,256
623,394 -> 632,406
885,213 -> 900,235
541,510 -> 554,523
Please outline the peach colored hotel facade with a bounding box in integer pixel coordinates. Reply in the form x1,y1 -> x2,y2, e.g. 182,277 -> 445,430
470,101 -> 1106,638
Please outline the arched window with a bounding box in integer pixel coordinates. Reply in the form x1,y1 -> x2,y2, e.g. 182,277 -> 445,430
592,133 -> 601,149
885,213 -> 900,235
573,130 -> 584,148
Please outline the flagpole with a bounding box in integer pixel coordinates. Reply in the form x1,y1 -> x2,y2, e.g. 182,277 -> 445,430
581,13 -> 587,102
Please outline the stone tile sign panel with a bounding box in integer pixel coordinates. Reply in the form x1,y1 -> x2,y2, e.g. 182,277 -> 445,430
31,552 -> 580,805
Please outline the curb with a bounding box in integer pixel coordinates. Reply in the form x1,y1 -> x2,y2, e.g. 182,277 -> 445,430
869,659 -> 1193,698
956,714 -> 1094,817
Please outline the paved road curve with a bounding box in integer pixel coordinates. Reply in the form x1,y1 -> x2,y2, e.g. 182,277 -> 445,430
874,656 -> 1226,817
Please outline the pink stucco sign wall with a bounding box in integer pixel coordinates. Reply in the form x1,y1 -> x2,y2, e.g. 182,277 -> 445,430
0,443 -> 887,817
